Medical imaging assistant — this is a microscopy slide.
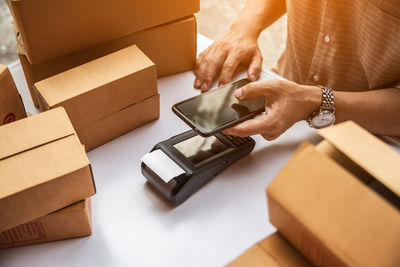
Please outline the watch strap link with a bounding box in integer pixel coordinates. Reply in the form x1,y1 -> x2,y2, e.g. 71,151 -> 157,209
319,85 -> 335,111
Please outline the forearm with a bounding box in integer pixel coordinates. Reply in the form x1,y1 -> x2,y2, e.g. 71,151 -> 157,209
298,85 -> 400,136
333,88 -> 400,136
230,0 -> 287,40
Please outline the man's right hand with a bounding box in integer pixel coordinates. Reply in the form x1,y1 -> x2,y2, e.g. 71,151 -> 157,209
194,31 -> 263,92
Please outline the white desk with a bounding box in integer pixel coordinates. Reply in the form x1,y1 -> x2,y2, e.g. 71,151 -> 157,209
0,34 -> 320,267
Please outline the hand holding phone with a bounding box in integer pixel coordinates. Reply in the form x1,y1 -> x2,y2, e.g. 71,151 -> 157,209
172,79 -> 266,136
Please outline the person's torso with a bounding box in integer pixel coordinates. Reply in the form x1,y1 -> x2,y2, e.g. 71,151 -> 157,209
277,0 -> 400,91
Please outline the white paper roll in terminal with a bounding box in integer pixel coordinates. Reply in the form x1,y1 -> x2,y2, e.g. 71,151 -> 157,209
141,149 -> 185,183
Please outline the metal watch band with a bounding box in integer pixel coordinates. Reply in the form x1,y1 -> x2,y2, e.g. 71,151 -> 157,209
307,85 -> 335,126
319,85 -> 335,111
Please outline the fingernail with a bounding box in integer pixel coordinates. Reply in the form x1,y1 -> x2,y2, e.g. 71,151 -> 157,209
250,73 -> 257,81
201,82 -> 208,92
234,88 -> 243,99
194,78 -> 201,87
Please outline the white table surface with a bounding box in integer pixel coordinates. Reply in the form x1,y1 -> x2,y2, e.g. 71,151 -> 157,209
0,34 -> 321,267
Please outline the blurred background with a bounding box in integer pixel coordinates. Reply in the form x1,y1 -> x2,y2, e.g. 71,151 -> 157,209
0,0 -> 286,69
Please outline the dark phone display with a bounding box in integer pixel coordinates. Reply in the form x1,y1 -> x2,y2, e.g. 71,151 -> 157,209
173,135 -> 229,165
174,79 -> 265,132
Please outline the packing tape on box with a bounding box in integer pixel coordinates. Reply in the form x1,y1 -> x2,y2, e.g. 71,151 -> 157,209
141,150 -> 185,183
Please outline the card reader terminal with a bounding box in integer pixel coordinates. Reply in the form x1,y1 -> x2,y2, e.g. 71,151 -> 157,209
141,130 -> 255,205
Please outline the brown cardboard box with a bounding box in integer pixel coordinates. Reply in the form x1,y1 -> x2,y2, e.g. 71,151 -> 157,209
8,0 -> 199,64
227,232 -> 313,267
18,16 -> 196,107
0,107 -> 96,232
0,64 -> 26,125
0,199 -> 92,249
267,121 -> 400,267
34,45 -> 159,151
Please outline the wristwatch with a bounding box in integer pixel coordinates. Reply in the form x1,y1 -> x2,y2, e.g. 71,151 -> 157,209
308,85 -> 336,129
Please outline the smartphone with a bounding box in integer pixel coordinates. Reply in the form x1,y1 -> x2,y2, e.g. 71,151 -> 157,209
172,78 -> 266,137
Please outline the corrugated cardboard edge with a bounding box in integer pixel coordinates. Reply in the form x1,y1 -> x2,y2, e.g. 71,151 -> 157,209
12,20 -> 26,55
0,198 -> 92,248
18,53 -> 39,107
33,84 -> 50,111
318,121 -> 400,197
8,0 -> 34,64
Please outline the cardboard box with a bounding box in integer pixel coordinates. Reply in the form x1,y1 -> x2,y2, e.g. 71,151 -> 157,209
0,199 -> 92,249
34,45 -> 159,151
267,121 -> 400,267
227,232 -> 313,267
0,107 -> 96,232
8,0 -> 199,64
0,64 -> 26,125
18,16 -> 196,107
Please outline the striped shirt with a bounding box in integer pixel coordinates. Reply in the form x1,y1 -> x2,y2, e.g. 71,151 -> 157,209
276,0 -> 400,91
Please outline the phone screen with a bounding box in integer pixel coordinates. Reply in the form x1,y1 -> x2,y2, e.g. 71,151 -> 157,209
173,79 -> 265,134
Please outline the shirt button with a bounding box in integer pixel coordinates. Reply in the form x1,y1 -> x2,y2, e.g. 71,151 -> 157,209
313,74 -> 319,82
324,34 -> 331,43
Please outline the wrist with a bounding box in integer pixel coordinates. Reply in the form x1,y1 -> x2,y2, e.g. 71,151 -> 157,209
307,85 -> 336,129
297,85 -> 321,120
230,22 -> 260,41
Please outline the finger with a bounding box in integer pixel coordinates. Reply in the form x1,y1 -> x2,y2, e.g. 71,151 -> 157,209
194,77 -> 202,89
248,50 -> 263,81
198,51 -> 228,92
218,53 -> 241,86
223,114 -> 269,137
234,81 -> 268,100
193,51 -> 208,89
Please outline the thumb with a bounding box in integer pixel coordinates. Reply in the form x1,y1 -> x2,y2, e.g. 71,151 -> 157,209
234,81 -> 267,101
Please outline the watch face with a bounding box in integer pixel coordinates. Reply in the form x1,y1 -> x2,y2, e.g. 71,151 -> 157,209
311,111 -> 335,129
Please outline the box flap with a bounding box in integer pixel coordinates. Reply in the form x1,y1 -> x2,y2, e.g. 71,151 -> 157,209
0,107 -> 75,160
319,121 -> 400,197
35,45 -> 157,130
49,199 -> 87,214
316,140 -> 373,184
0,135 -> 90,199
267,142 -> 400,267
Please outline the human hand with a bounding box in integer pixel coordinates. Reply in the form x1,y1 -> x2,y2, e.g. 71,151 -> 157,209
223,80 -> 320,140
194,31 -> 263,92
